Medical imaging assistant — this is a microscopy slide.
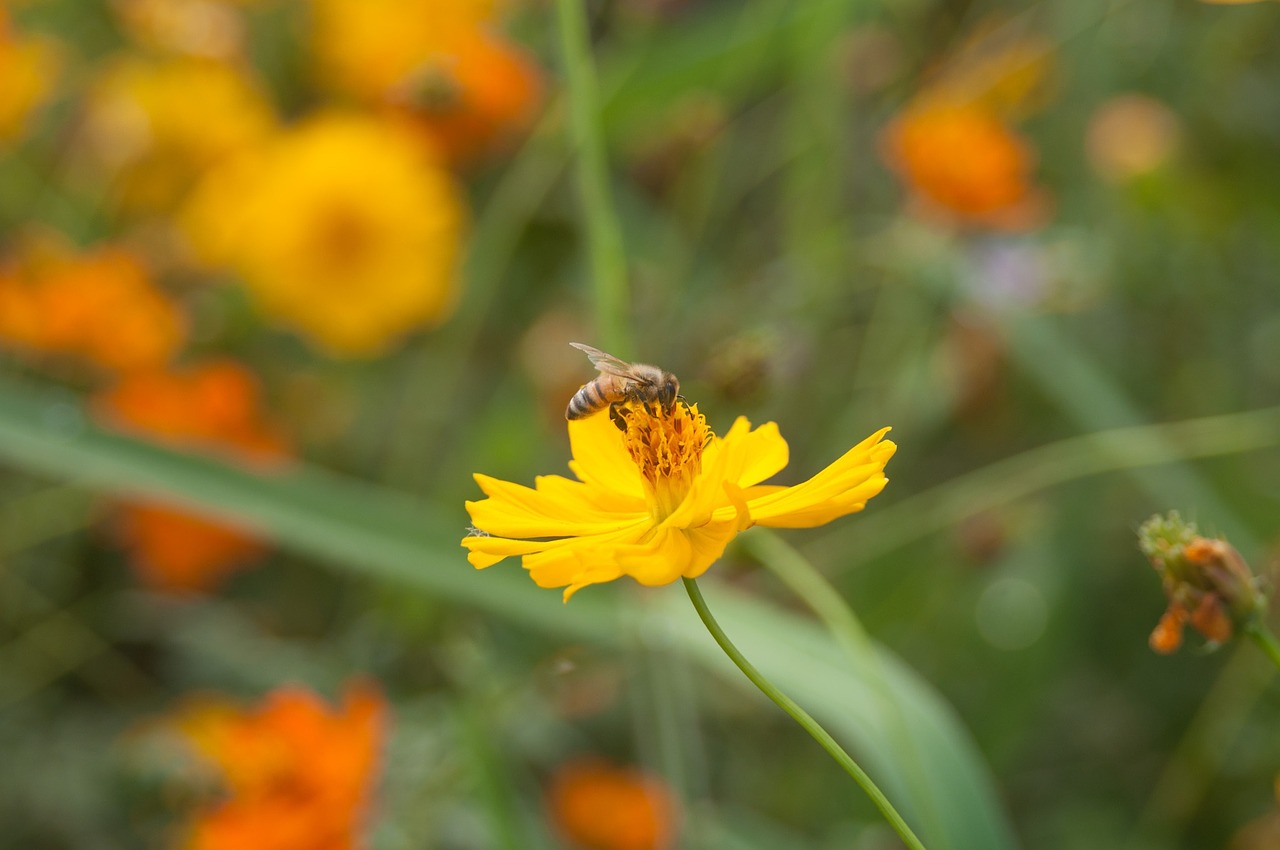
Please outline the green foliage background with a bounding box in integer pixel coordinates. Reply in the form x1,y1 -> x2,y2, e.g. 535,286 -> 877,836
3,0 -> 1280,848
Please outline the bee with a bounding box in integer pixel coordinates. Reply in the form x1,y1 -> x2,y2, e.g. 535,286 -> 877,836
566,342 -> 680,429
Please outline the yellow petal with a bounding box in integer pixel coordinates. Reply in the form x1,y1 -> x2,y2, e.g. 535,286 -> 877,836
664,419 -> 739,529
462,533 -> 566,568
682,519 -> 742,579
615,527 -> 694,586
467,473 -> 644,538
534,471 -> 645,515
720,418 -> 790,488
522,521 -> 650,593
566,413 -> 645,501
752,473 -> 889,528
745,430 -> 895,528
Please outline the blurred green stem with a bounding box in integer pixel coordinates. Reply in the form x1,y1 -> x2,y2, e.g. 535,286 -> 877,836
742,529 -> 871,652
742,529 -> 943,841
812,404 -> 1280,575
554,0 -> 631,356
681,578 -> 927,850
1244,622 -> 1280,672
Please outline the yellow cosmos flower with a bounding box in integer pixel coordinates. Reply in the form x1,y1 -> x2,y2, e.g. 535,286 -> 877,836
463,402 -> 895,601
308,0 -> 543,165
0,21 -> 61,143
182,113 -> 466,356
82,56 -> 276,211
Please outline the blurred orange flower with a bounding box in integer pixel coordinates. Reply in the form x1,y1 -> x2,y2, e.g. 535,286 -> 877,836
881,26 -> 1053,230
183,113 -> 466,356
309,0 -> 543,164
545,759 -> 678,850
0,240 -> 185,373
881,99 -> 1046,230
173,681 -> 388,850
94,360 -> 289,592
81,55 -> 276,211
0,10 -> 61,143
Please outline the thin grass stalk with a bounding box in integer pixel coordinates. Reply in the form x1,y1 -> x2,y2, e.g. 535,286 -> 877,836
553,0 -> 631,356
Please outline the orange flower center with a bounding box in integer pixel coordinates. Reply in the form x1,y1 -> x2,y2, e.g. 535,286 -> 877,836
314,203 -> 377,272
617,401 -> 709,521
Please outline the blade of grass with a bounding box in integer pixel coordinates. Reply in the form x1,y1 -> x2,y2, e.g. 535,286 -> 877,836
811,404 -> 1280,573
555,0 -> 631,355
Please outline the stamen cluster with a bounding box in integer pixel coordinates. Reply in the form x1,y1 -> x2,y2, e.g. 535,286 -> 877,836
618,401 -> 708,487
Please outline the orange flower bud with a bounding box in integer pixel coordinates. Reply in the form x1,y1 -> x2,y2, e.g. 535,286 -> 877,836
1138,512 -> 1267,654
1149,607 -> 1187,655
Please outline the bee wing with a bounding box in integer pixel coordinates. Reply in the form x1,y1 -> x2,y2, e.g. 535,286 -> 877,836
569,342 -> 644,380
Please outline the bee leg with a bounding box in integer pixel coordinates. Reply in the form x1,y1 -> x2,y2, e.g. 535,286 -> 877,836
609,403 -> 628,432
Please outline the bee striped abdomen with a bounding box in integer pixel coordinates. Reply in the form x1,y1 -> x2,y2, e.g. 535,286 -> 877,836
566,379 -> 612,419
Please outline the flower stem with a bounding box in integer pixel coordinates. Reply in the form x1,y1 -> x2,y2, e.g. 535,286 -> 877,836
742,530 -> 944,841
1244,621 -> 1280,672
682,578 -> 928,850
553,0 -> 631,356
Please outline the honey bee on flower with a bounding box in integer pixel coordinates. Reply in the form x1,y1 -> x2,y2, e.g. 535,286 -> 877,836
463,357 -> 895,601
565,342 -> 680,429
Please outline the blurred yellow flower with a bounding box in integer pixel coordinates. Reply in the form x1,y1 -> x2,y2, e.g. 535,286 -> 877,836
183,113 -> 466,356
309,0 -> 543,164
463,401 -> 894,601
0,12 -> 61,143
82,55 -> 275,211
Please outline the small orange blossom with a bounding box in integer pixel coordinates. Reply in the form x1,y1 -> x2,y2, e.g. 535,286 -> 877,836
173,681 -> 387,850
881,99 -> 1045,229
0,240 -> 185,373
94,360 -> 288,592
546,758 -> 678,850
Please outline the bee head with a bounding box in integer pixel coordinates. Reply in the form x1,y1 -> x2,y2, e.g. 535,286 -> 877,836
659,374 -> 680,411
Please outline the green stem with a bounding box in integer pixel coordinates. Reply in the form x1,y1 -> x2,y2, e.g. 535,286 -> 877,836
1245,622 -> 1280,672
742,530 -> 944,842
682,578 -> 927,850
553,0 -> 631,356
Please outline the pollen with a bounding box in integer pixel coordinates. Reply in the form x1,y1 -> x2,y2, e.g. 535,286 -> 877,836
618,401 -> 708,486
